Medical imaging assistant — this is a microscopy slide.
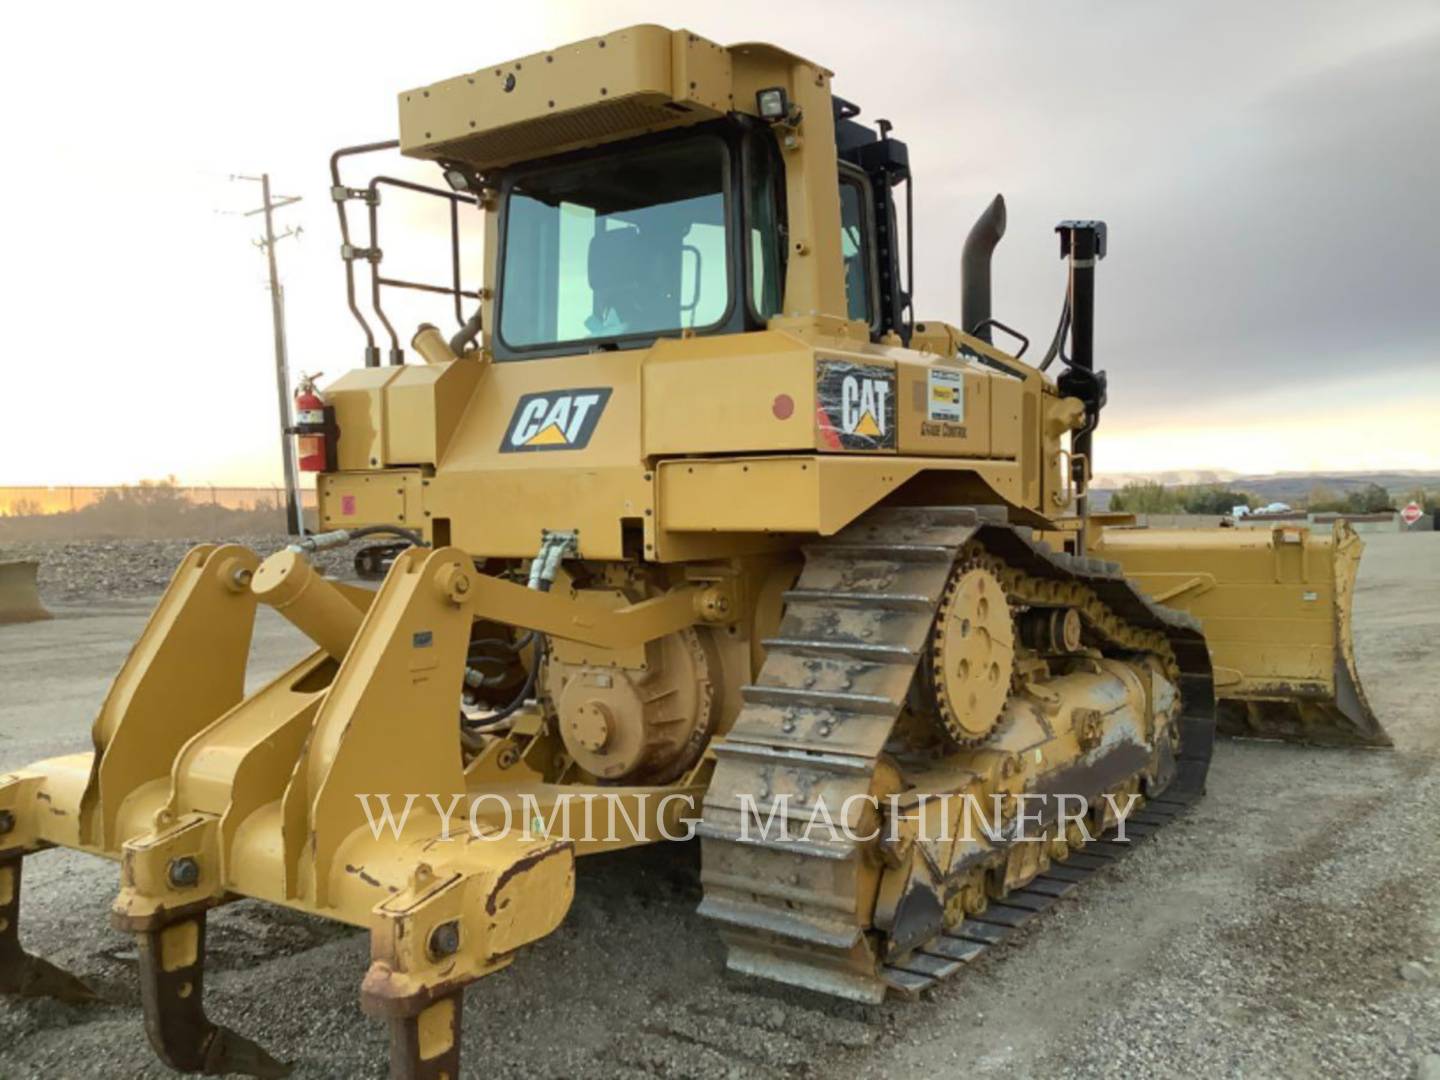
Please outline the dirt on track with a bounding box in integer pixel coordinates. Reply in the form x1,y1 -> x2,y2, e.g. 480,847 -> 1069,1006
1,533 -> 1437,1079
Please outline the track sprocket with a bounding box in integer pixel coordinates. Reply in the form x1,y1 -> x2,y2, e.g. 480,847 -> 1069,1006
927,560 -> 1016,746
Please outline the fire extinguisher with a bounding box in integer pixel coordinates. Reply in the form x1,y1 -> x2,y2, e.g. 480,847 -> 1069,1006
293,372 -> 335,472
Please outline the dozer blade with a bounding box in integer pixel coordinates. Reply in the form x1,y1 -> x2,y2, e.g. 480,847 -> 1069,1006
1096,519 -> 1386,747
0,560 -> 51,625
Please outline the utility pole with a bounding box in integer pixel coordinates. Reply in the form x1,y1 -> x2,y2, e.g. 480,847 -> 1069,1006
234,173 -> 305,535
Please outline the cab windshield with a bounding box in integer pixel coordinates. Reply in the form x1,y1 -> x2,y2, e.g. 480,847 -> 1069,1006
498,135 -> 731,351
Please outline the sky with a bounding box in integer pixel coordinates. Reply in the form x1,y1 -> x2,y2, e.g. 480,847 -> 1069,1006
0,0 -> 1436,486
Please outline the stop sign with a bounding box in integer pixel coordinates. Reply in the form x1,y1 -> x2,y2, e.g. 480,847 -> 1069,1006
1401,501 -> 1423,525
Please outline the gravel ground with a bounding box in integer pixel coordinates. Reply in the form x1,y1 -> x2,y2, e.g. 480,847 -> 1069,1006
0,536 -> 354,600
0,532 -> 1437,1078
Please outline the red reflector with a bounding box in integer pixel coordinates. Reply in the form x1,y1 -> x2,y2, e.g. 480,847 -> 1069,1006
772,393 -> 795,420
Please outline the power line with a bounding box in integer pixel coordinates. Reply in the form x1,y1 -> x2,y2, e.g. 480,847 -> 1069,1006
232,173 -> 305,536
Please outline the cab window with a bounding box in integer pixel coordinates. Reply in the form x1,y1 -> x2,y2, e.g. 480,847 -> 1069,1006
740,140 -> 876,329
498,135 -> 731,350
744,129 -> 785,322
839,178 -> 875,325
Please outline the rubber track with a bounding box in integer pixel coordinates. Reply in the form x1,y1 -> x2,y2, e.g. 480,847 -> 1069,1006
696,505 -> 1216,1002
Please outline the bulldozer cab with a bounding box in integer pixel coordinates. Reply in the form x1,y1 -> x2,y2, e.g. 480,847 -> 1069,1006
372,112 -> 909,362
332,31 -> 919,367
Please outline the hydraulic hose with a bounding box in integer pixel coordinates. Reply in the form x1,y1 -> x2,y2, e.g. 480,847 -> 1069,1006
461,533 -> 571,729
288,525 -> 427,554
464,639 -> 544,727
1038,298 -> 1071,372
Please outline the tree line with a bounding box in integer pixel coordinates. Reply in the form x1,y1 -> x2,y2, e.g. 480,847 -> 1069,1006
0,477 -> 299,541
1106,481 -> 1439,516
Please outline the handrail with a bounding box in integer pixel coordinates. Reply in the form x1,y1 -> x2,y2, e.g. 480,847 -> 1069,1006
329,141 -> 400,366
364,175 -> 480,364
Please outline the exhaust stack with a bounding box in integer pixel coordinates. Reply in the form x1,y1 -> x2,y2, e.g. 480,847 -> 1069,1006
961,194 -> 1007,343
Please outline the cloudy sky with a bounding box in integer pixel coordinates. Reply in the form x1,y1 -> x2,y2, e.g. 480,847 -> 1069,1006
1,0 -> 1435,486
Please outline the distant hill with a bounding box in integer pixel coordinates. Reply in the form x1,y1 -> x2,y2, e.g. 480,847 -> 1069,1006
1090,470 -> 1440,510
1092,470 -> 1242,488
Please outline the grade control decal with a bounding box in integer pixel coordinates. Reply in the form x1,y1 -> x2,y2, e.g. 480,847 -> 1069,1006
922,366 -> 968,438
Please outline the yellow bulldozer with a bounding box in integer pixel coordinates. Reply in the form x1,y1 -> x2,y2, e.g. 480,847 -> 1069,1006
0,25 -> 1384,1078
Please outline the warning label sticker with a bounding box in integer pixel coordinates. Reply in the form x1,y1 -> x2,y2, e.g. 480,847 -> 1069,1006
927,368 -> 965,423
